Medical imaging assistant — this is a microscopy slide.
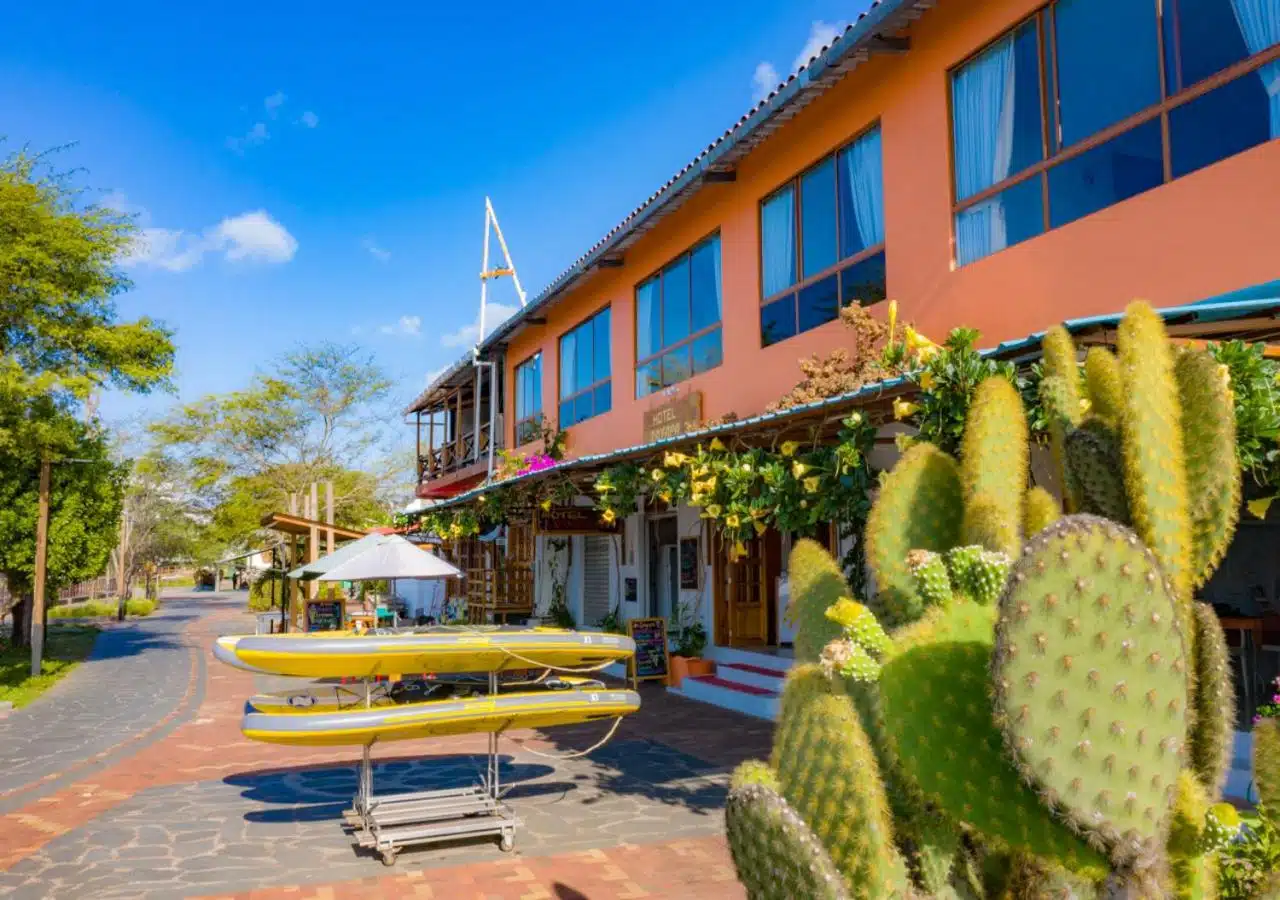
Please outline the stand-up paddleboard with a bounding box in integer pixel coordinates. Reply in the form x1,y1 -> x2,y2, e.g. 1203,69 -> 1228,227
221,626 -> 634,678
247,675 -> 605,714
215,635 -> 271,673
242,687 -> 640,746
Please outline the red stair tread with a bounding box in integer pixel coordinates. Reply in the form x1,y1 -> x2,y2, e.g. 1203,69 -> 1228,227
687,675 -> 777,696
719,662 -> 788,678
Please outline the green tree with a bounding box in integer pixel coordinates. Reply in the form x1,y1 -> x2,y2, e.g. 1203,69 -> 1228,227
150,343 -> 405,551
0,151 -> 175,645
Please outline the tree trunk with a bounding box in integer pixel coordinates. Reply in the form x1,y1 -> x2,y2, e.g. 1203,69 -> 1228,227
10,594 -> 30,648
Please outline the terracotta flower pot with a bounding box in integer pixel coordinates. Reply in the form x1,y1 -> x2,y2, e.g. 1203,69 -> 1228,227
669,655 -> 715,688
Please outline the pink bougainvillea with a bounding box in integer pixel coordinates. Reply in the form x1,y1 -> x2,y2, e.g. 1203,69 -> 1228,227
517,453 -> 558,476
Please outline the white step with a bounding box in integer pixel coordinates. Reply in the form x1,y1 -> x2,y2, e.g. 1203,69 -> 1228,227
715,662 -> 787,694
704,644 -> 795,671
670,675 -> 779,721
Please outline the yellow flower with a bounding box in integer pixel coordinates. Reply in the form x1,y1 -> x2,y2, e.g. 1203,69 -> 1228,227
725,513 -> 741,528
663,451 -> 688,468
694,476 -> 717,495
732,540 -> 748,560
887,299 -> 898,343
780,440 -> 800,457
792,461 -> 808,479
692,464 -> 710,479
595,481 -> 612,494
710,437 -> 726,451
803,476 -> 820,494
741,463 -> 753,472
894,432 -> 916,453
905,326 -> 940,362
601,508 -> 616,524
705,504 -> 723,518
1079,397 -> 1092,414
893,398 -> 920,420
1248,497 -> 1275,520
918,370 -> 936,390
659,490 -> 672,503
651,468 -> 664,482
754,521 -> 767,536
478,494 -> 487,503
848,412 -> 862,424
540,498 -> 552,511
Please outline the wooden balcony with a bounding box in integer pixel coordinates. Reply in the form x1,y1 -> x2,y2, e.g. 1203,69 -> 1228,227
465,567 -> 534,624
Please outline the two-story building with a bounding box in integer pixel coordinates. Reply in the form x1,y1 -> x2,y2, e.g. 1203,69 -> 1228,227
406,0 -> 1280,714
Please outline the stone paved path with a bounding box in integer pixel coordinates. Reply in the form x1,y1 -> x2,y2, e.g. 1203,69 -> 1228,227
0,592 -> 770,898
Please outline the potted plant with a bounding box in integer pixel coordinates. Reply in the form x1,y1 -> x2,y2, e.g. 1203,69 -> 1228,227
669,619 -> 713,687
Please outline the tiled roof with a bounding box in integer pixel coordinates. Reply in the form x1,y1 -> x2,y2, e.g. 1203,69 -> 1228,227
406,0 -> 935,415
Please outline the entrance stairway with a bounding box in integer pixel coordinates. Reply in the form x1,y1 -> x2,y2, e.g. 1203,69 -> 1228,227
667,646 -> 793,721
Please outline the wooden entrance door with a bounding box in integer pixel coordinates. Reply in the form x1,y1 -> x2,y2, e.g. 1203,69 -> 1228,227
714,530 -> 781,646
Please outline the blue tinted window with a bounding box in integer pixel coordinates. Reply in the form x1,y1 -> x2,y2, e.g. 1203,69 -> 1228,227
593,383 -> 612,416
690,328 -> 723,375
660,257 -> 691,349
761,188 -> 797,297
952,20 -> 1044,202
636,361 -> 661,399
955,177 -> 1044,265
800,158 -> 838,278
515,353 -> 541,437
558,308 -> 611,425
1165,0 -> 1261,92
1054,0 -> 1161,148
559,332 -> 575,401
1048,119 -> 1163,228
575,320 -> 593,391
593,307 -> 611,383
837,128 -> 885,258
1171,74 -> 1274,178
661,347 -> 691,388
559,400 -> 575,428
761,296 -> 797,347
689,236 -> 722,333
797,274 -> 840,333
635,279 -> 660,361
840,251 -> 887,307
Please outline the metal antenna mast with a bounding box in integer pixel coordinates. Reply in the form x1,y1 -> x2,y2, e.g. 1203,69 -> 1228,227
474,198 -> 526,480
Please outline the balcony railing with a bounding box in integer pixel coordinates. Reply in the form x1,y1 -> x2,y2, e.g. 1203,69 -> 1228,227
465,566 -> 534,624
418,416 -> 503,484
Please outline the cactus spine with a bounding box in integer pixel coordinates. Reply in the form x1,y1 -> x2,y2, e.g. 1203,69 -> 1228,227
1167,771 -> 1218,900
1255,717 -> 1280,808
788,538 -> 851,663
1189,602 -> 1236,797
1042,327 -> 1085,513
1084,347 -> 1124,427
1024,486 -> 1061,537
960,377 -> 1029,557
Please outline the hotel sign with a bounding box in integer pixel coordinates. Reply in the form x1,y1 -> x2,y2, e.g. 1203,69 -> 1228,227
642,392 -> 703,443
536,507 -> 621,535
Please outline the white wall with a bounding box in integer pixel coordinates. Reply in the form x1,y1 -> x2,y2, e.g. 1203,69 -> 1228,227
390,578 -> 446,622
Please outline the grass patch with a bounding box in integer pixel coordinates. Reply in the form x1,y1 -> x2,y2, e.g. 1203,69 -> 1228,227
0,624 -> 101,708
49,598 -> 157,619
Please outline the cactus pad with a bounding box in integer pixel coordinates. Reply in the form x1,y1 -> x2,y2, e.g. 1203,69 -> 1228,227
1167,771 -> 1217,900
726,763 -> 849,900
866,443 -> 964,626
1118,301 -> 1193,616
992,515 -> 1189,860
1189,602 -> 1235,797
787,539 -> 849,664
1254,717 -> 1280,808
1041,375 -> 1083,514
1024,486 -> 1062,537
772,666 -> 908,897
964,491 -> 1022,558
960,376 -> 1029,555
1085,347 -> 1124,427
907,550 -> 953,609
878,601 -> 1106,875
1065,420 -> 1130,524
1175,349 -> 1240,589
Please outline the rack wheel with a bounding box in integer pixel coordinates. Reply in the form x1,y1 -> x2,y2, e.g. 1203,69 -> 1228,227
380,849 -> 399,866
500,832 -> 514,852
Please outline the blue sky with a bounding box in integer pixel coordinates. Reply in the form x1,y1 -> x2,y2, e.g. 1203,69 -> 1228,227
2,0 -> 871,435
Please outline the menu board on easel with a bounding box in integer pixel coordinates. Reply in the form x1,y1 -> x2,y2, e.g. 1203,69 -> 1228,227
306,600 -> 345,632
627,617 -> 670,686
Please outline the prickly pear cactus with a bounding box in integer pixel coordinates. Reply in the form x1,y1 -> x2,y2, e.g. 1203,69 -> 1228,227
1188,602 -> 1235,797
908,550 -> 953,609
992,515 -> 1188,861
1255,718 -> 1280,808
1167,771 -> 1218,900
1024,486 -> 1062,537
866,443 -> 964,626
1175,349 -> 1240,590
772,666 -> 909,898
726,762 -> 849,900
1084,347 -> 1124,427
788,539 -> 850,664
1065,421 -> 1129,523
878,600 -> 1107,875
960,377 -> 1029,557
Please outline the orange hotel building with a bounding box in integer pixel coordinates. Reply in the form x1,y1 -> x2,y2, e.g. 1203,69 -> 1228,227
407,0 -> 1280,715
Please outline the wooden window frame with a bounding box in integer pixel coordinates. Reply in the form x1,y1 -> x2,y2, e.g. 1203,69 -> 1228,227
633,231 -> 724,397
513,351 -> 543,447
948,1 -> 1280,257
557,304 -> 613,426
758,122 -> 887,312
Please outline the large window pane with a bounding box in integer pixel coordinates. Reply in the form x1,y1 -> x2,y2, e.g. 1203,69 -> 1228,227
1054,0 -> 1161,147
761,187 -> 797,297
575,320 -> 593,391
593,307 -> 612,383
1166,0 -> 1264,92
559,400 -> 575,428
955,177 -> 1045,266
952,20 -> 1044,202
1048,119 -> 1163,228
800,157 -> 838,278
575,392 -> 594,425
840,251 -> 887,307
593,383 -> 612,417
636,278 -> 660,361
661,257 -> 691,348
660,347 -> 691,388
761,295 -> 798,347
797,274 -> 840,333
559,332 -> 576,400
636,361 -> 661,399
1171,73 -> 1275,177
838,128 -> 885,258
689,236 -> 722,333
690,328 -> 723,375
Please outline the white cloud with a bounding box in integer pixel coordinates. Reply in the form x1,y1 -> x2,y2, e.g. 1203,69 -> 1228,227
379,315 -> 422,337
439,303 -> 520,348
425,366 -> 448,386
264,91 -> 287,115
752,62 -> 780,102
123,209 -> 297,272
752,20 -> 847,102
226,122 -> 269,154
362,237 -> 391,262
298,110 -> 319,128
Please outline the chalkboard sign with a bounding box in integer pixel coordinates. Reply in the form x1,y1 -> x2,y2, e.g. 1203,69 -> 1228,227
627,617 -> 670,684
306,600 -> 344,632
679,537 -> 699,589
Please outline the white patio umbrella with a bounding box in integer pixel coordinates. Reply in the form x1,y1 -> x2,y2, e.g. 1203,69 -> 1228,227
315,534 -> 462,582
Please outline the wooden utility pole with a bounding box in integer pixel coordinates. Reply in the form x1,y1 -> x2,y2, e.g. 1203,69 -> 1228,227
31,453 -> 52,678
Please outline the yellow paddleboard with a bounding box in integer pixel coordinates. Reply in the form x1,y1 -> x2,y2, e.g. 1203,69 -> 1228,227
241,687 -> 640,746
247,676 -> 603,714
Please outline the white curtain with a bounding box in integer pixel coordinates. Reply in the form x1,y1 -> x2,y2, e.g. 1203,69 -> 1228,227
843,128 -> 885,249
761,189 -> 796,297
1230,0 -> 1280,138
953,36 -> 1017,265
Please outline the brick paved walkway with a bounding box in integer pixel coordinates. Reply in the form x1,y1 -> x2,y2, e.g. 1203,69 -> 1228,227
0,592 -> 769,898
